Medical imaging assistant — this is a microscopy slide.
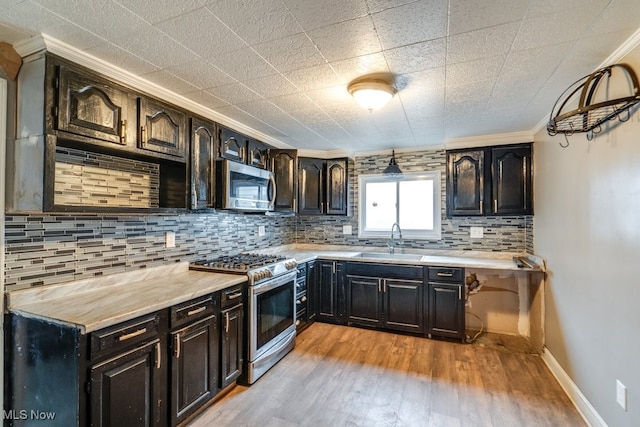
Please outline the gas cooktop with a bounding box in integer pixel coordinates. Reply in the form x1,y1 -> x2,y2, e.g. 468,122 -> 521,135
190,253 -> 297,284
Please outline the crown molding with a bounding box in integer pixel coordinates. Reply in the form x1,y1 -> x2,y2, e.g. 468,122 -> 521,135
445,131 -> 533,150
298,149 -> 351,159
17,34 -> 291,149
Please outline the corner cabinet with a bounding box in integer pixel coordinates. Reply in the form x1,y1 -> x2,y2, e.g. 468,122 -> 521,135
446,143 -> 532,216
298,157 -> 348,216
317,260 -> 347,324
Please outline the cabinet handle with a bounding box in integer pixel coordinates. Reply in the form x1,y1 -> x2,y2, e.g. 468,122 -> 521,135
120,119 -> 127,142
494,199 -> 498,212
225,312 -> 230,333
378,279 -> 382,293
174,333 -> 181,359
141,126 -> 147,144
332,262 -> 336,274
458,286 -> 462,300
118,328 -> 147,342
187,306 -> 207,316
436,272 -> 454,278
155,342 -> 161,369
383,280 -> 387,293
240,146 -> 246,162
226,292 -> 242,300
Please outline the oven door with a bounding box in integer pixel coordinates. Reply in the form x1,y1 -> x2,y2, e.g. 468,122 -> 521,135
249,271 -> 296,360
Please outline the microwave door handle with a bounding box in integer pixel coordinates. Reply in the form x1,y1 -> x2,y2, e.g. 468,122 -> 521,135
268,175 -> 277,207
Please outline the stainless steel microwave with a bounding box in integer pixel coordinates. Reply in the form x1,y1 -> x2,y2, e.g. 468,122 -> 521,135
215,159 -> 276,212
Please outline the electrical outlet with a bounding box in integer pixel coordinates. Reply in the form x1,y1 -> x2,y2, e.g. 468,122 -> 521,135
343,225 -> 352,235
470,226 -> 484,238
165,231 -> 175,248
258,225 -> 266,237
617,380 -> 627,411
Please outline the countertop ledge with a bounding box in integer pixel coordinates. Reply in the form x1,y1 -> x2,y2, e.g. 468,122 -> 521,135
5,262 -> 246,334
257,244 -> 546,272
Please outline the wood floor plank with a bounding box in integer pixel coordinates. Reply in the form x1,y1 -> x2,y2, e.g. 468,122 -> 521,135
188,323 -> 585,427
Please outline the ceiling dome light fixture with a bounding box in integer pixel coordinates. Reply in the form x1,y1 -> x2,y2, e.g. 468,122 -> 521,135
347,76 -> 396,112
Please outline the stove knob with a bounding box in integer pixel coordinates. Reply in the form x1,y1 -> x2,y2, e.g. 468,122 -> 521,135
265,270 -> 273,278
256,271 -> 264,280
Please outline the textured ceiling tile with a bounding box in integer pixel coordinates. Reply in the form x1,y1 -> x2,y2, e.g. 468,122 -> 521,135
269,92 -> 321,112
449,0 -> 528,35
2,0 -> 69,33
372,0 -> 448,49
206,82 -> 263,105
512,5 -> 606,51
206,0 -> 304,44
447,22 -> 519,65
139,69 -> 201,95
165,59 -> 236,90
384,38 -> 446,74
42,24 -> 105,50
209,47 -> 280,81
154,8 -> 246,59
242,73 -> 301,99
291,107 -> 334,123
330,52 -> 390,84
183,90 -> 229,110
33,0 -> 148,40
114,0 -> 210,25
446,80 -> 495,103
587,1 -> 640,35
304,86 -> 354,107
84,42 -> 161,75
525,0 -> 608,18
282,0 -> 369,31
307,16 -> 382,62
252,33 -> 326,73
365,0 -> 421,13
446,57 -> 503,87
283,64 -> 342,92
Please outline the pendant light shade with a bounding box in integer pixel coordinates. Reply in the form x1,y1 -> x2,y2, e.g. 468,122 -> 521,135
347,78 -> 396,111
383,150 -> 403,176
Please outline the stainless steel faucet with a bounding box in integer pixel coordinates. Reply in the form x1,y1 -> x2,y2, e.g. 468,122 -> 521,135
388,222 -> 403,254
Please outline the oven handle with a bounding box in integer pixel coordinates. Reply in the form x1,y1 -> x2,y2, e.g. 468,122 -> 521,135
251,271 -> 297,295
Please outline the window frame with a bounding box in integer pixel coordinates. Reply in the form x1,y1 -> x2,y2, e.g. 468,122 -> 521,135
358,171 -> 442,240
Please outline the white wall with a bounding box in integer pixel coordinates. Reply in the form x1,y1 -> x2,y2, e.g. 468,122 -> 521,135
534,46 -> 640,426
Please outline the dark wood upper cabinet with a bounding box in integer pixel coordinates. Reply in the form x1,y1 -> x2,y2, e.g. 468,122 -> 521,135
269,149 -> 298,212
190,117 -> 217,209
138,96 -> 187,160
446,143 -> 532,216
218,126 -> 247,163
298,157 -> 348,216
56,65 -> 131,147
247,138 -> 269,170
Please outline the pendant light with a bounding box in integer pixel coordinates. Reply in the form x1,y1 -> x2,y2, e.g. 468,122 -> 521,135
383,150 -> 402,177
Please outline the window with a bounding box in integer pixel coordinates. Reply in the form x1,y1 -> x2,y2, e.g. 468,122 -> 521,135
358,171 -> 441,240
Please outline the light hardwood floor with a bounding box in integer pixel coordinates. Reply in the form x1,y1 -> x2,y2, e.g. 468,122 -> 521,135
189,323 -> 585,426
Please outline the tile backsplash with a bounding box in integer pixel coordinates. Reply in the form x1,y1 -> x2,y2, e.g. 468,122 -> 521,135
4,148 -> 533,291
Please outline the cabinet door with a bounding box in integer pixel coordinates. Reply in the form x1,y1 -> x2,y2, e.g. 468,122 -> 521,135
138,97 -> 187,160
428,283 -> 465,340
306,261 -> 318,323
218,126 -> 247,163
298,158 -> 324,215
491,144 -> 533,215
57,65 -> 130,146
220,304 -> 244,388
269,149 -> 298,211
447,150 -> 485,216
170,316 -> 218,425
247,138 -> 269,169
384,279 -> 424,333
190,118 -> 216,209
325,159 -> 348,215
89,340 -> 163,427
347,275 -> 382,328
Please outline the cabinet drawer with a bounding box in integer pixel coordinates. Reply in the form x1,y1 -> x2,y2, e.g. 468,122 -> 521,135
427,267 -> 464,283
220,284 -> 245,309
90,313 -> 161,360
170,294 -> 217,329
348,262 -> 423,280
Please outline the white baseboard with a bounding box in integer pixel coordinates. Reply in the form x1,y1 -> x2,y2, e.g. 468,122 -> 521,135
541,348 -> 607,427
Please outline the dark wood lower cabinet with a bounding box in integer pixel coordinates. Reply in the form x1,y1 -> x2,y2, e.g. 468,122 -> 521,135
220,303 -> 244,388
89,339 -> 163,427
170,315 -> 218,425
317,260 -> 346,324
427,267 -> 466,340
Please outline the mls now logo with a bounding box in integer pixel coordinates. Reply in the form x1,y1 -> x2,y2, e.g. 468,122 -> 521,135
3,409 -> 56,421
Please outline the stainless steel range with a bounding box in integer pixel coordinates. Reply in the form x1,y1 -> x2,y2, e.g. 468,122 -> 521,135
190,253 -> 298,384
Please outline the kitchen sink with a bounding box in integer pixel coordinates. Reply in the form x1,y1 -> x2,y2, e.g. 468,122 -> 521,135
353,252 -> 424,261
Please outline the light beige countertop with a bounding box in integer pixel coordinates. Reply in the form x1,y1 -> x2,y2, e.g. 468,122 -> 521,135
258,244 -> 545,272
5,262 -> 246,334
